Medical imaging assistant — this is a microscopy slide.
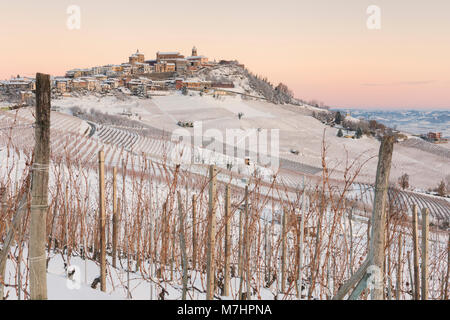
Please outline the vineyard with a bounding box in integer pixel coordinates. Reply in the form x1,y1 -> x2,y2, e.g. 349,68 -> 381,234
0,105 -> 449,300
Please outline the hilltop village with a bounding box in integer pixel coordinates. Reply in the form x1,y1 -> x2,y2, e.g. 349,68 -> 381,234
0,47 -> 243,100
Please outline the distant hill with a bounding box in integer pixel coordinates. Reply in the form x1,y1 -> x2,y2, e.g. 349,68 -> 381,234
336,109 -> 450,138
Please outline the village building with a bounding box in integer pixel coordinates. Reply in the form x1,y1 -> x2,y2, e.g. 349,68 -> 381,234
427,132 -> 442,141
132,62 -> 152,74
0,77 -> 36,91
66,68 -> 93,78
53,77 -> 73,93
127,79 -> 144,92
148,80 -> 170,91
186,55 -> 208,65
211,81 -> 235,88
72,79 -> 87,90
120,63 -> 132,75
94,74 -> 107,81
177,79 -> 212,90
56,81 -> 67,93
129,49 -> 145,65
104,78 -> 120,89
90,66 -> 102,75
20,91 -> 33,103
156,51 -> 185,62
174,59 -> 189,72
155,61 -> 176,73
86,78 -> 101,91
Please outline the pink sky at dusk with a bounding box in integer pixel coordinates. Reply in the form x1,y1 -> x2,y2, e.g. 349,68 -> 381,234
1,0 -> 449,109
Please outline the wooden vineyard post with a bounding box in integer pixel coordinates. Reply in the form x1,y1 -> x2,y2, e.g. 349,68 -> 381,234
333,135 -> 394,300
444,235 -> 449,300
29,73 -> 51,300
297,177 -> 306,299
161,201 -> 167,275
206,165 -> 217,300
407,251 -> 414,298
411,204 -> 420,300
98,150 -> 107,292
238,185 -> 248,300
421,208 -> 429,300
112,167 -> 118,268
396,233 -> 402,300
177,192 -> 188,300
238,191 -> 245,277
244,186 -> 251,301
0,188 -> 6,299
223,185 -> 231,296
264,219 -> 270,286
192,194 -> 197,270
368,135 -> 395,300
280,209 -> 287,293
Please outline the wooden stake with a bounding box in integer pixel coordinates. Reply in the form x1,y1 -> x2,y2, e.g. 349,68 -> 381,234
206,165 -> 217,300
192,194 -> 197,270
280,209 -> 287,293
297,178 -> 306,299
444,234 -> 449,300
369,135 -> 395,300
238,185 -> 248,299
421,208 -> 429,300
407,251 -> 414,298
411,204 -> 420,300
396,233 -> 402,300
29,73 -> 51,300
161,201 -> 167,272
238,191 -> 245,278
333,135 -> 394,300
223,185 -> 231,296
98,150 -> 106,292
244,186 -> 251,300
177,191 -> 188,300
112,167 -> 118,268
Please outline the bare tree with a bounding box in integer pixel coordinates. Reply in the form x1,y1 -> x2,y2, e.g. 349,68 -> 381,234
398,173 -> 409,190
436,180 -> 447,197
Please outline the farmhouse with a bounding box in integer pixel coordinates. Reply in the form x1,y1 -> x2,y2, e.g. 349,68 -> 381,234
427,132 -> 442,141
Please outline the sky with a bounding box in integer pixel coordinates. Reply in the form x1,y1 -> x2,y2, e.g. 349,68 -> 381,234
1,0 -> 449,109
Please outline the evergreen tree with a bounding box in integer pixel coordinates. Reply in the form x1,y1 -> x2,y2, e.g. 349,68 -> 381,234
335,111 -> 342,125
355,127 -> 363,139
337,128 -> 343,137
